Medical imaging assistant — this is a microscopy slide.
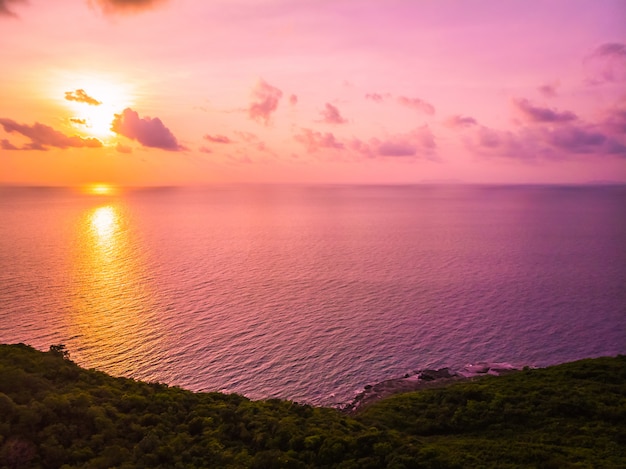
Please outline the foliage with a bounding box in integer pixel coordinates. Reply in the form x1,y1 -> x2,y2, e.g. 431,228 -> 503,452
0,343 -> 624,468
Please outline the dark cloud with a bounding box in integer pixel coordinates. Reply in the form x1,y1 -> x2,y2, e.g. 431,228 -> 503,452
289,94 -> 298,105
0,0 -> 25,18
111,108 -> 185,151
585,42 -> 626,84
94,0 -> 166,15
294,128 -> 344,152
203,134 -> 232,144
445,115 -> 478,129
320,103 -> 347,124
249,80 -> 283,125
0,118 -> 102,150
514,99 -> 577,123
397,96 -> 436,115
65,89 -> 101,106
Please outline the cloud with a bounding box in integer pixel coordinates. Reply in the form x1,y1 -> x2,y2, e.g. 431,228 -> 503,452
545,124 -> 625,155
64,89 -> 101,106
538,83 -> 559,98
289,94 -> 298,105
377,141 -> 417,157
94,0 -> 166,15
397,96 -> 435,115
467,122 -> 625,160
603,105 -> 626,135
115,143 -> 132,154
320,103 -> 347,124
0,0 -> 25,18
592,43 -> 626,59
249,80 -> 283,125
111,108 -> 185,151
351,127 -> 437,159
203,134 -> 232,144
70,118 -> 87,125
294,128 -> 344,152
585,42 -> 626,84
376,127 -> 436,158
198,146 -> 212,154
0,118 -> 103,150
365,93 -> 388,102
445,115 -> 478,129
513,98 -> 577,123
1,139 -> 19,150
233,131 -> 272,153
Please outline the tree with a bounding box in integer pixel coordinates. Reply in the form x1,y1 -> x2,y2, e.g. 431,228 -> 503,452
49,344 -> 70,360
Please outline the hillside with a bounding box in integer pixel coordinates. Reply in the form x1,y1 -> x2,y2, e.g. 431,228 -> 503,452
0,343 -> 624,468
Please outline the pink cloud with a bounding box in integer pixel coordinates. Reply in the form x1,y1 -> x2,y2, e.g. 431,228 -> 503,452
0,0 -> 25,17
203,134 -> 232,144
115,143 -> 132,154
397,96 -> 436,115
585,42 -> 626,84
0,118 -> 103,150
249,80 -> 283,125
233,131 -> 271,153
64,89 -> 102,106
365,93 -> 388,103
603,105 -> 626,134
350,127 -> 437,159
445,115 -> 478,129
377,127 -> 436,158
467,122 -> 625,160
198,146 -> 212,154
94,0 -> 166,15
538,83 -> 559,98
320,103 -> 347,124
111,108 -> 185,151
289,94 -> 298,105
514,99 -> 577,123
294,128 -> 344,152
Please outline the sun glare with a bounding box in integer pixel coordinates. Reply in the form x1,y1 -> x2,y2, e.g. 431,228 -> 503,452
57,73 -> 134,142
85,183 -> 117,196
91,206 -> 117,239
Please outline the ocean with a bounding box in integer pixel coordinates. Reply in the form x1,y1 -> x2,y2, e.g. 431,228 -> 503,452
1,184 -> 624,406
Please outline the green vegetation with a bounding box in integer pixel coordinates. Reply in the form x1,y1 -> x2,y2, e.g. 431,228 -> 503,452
0,344 -> 624,468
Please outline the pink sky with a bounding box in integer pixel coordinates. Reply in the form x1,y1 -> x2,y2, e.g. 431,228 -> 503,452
1,0 -> 625,185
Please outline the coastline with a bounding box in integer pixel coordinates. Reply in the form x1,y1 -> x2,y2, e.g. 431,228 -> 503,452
341,362 -> 523,414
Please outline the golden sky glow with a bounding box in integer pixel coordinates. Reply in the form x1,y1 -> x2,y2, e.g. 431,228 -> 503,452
0,0 -> 625,185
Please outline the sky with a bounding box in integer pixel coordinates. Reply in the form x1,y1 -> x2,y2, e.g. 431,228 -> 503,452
1,0 -> 625,186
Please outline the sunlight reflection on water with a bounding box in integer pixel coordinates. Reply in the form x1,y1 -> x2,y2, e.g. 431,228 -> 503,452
66,203 -> 166,378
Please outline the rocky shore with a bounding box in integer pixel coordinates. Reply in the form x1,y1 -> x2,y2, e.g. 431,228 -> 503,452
341,362 -> 522,414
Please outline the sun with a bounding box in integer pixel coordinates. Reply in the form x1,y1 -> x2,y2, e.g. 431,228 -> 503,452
84,183 -> 118,196
58,73 -> 134,142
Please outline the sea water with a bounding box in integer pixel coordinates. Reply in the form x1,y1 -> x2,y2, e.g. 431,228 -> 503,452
1,184 -> 624,406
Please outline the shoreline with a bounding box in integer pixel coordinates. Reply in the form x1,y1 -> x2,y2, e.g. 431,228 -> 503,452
340,362 -> 523,414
